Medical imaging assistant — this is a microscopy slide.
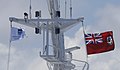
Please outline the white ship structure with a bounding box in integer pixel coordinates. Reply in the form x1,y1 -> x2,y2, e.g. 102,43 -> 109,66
8,0 -> 89,70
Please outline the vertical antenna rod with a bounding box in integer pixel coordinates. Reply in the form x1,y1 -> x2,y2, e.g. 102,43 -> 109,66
65,0 -> 67,18
29,0 -> 32,19
70,0 -> 72,19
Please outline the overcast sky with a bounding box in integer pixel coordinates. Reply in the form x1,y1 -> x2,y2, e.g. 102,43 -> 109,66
0,0 -> 120,70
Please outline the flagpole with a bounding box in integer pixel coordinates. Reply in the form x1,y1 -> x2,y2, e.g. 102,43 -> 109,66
7,38 -> 11,70
7,21 -> 12,70
81,21 -> 88,62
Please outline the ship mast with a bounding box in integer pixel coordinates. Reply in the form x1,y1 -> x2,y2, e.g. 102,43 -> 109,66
47,0 -> 66,70
9,0 -> 88,70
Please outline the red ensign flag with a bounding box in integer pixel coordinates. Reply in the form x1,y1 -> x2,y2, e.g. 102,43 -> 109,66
85,31 -> 115,55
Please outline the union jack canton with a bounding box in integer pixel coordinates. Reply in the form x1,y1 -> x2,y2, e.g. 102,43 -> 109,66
85,33 -> 103,45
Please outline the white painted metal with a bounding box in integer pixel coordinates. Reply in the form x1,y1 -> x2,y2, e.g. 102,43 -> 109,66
9,0 -> 87,70
9,16 -> 84,70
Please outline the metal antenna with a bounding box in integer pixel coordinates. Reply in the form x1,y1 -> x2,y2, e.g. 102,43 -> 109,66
29,0 -> 32,19
65,0 -> 67,18
70,0 -> 72,19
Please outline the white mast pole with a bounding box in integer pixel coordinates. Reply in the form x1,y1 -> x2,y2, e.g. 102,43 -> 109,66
43,23 -> 45,54
46,22 -> 49,56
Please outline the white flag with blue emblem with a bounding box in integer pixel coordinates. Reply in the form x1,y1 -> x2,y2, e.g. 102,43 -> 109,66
11,27 -> 25,41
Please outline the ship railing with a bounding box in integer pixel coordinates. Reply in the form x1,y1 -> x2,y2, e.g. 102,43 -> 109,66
71,59 -> 89,70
